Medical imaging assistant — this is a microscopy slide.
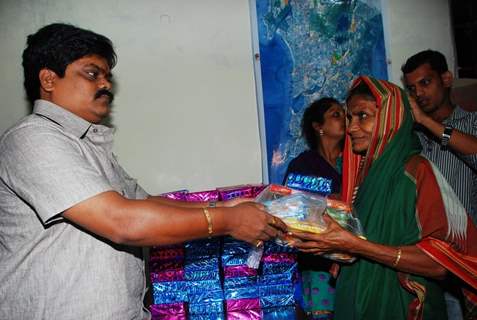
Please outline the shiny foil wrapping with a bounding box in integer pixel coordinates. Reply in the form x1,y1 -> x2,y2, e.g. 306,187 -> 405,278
185,190 -> 219,202
217,185 -> 254,201
262,262 -> 297,276
185,239 -> 221,258
259,283 -> 295,297
226,309 -> 263,320
225,298 -> 260,312
262,253 -> 297,264
223,239 -> 251,255
160,189 -> 189,201
260,294 -> 295,309
189,312 -> 225,320
224,285 -> 259,300
221,254 -> 249,267
150,260 -> 185,283
150,302 -> 187,320
284,173 -> 332,195
223,265 -> 258,278
150,268 -> 185,282
188,279 -> 222,297
262,306 -> 296,319
189,300 -> 224,315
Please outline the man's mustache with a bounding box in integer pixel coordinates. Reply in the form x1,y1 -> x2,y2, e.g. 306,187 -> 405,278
94,89 -> 114,103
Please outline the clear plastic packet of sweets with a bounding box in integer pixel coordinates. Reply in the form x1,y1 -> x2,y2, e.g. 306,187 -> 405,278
255,184 -> 328,233
253,184 -> 365,263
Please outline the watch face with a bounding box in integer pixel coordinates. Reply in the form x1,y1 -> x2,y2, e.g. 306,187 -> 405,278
441,126 -> 453,148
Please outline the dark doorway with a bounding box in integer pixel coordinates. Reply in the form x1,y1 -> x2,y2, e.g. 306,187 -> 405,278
451,0 -> 477,78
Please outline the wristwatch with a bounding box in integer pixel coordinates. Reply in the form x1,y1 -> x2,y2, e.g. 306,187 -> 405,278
441,125 -> 453,150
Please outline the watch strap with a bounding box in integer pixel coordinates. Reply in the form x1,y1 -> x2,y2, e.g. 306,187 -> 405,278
441,125 -> 453,149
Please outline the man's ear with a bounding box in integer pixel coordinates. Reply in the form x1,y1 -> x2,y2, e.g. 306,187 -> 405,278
38,69 -> 58,92
441,71 -> 453,89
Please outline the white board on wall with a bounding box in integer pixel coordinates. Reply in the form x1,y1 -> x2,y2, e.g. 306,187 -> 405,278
0,0 -> 263,194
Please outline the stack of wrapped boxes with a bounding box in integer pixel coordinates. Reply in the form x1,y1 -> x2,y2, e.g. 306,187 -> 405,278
149,184 -> 299,319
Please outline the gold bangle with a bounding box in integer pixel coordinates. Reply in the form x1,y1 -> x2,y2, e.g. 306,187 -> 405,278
392,247 -> 402,268
202,207 -> 213,238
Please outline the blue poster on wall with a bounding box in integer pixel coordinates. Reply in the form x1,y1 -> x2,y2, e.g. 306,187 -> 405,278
254,0 -> 388,184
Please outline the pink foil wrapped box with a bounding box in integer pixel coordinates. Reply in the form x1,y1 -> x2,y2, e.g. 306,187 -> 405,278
223,265 -> 258,278
150,302 -> 187,320
185,190 -> 219,202
226,298 -> 261,312
227,308 -> 263,320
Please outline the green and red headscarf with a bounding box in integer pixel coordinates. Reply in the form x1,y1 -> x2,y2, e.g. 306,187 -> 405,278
336,76 -> 477,320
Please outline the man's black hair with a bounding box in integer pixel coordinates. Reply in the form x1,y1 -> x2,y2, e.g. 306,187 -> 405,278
401,49 -> 448,75
22,23 -> 117,105
302,97 -> 341,150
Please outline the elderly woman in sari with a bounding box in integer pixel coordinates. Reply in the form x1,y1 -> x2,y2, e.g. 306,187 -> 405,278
288,76 -> 477,320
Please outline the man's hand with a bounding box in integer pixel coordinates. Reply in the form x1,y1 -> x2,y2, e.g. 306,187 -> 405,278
224,201 -> 287,246
409,96 -> 429,125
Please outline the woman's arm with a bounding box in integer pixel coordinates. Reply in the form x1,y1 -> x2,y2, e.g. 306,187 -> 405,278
288,215 -> 447,279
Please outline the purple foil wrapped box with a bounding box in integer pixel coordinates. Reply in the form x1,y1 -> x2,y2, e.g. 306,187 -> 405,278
150,302 -> 187,320
217,185 -> 254,201
160,189 -> 188,201
185,190 -> 219,202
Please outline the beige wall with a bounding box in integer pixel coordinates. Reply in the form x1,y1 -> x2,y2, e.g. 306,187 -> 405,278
381,0 -> 455,85
0,0 -> 456,193
0,0 -> 263,194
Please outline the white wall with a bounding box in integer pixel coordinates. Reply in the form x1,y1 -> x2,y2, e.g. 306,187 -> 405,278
0,0 -> 263,194
0,0 -> 455,194
381,0 -> 455,85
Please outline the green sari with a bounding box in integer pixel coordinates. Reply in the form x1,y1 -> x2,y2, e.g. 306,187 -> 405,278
335,77 -> 447,320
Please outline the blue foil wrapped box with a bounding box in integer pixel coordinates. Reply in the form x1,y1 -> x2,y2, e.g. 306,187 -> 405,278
285,173 -> 332,195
